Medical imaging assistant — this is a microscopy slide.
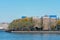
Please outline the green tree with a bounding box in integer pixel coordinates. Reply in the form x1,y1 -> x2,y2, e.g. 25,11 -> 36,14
8,17 -> 34,31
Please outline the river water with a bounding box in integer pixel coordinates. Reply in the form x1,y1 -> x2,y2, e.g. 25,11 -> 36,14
0,30 -> 60,40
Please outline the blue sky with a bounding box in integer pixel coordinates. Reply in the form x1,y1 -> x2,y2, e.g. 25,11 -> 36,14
0,0 -> 60,23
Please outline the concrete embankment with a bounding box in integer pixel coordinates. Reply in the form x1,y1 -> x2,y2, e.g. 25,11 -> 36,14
11,31 -> 60,34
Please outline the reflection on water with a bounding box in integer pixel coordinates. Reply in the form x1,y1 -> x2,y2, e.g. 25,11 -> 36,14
0,31 -> 60,40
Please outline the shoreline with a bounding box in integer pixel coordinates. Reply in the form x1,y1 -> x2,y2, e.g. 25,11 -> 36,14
11,31 -> 60,34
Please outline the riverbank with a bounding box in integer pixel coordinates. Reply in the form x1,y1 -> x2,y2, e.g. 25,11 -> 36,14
11,31 -> 60,34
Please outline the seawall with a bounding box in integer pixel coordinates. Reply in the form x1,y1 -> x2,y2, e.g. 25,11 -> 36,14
11,31 -> 60,34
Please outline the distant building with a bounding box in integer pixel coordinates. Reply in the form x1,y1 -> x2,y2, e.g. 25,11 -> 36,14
0,23 -> 9,30
32,16 -> 41,28
42,15 -> 57,30
49,15 -> 57,30
42,15 -> 50,30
